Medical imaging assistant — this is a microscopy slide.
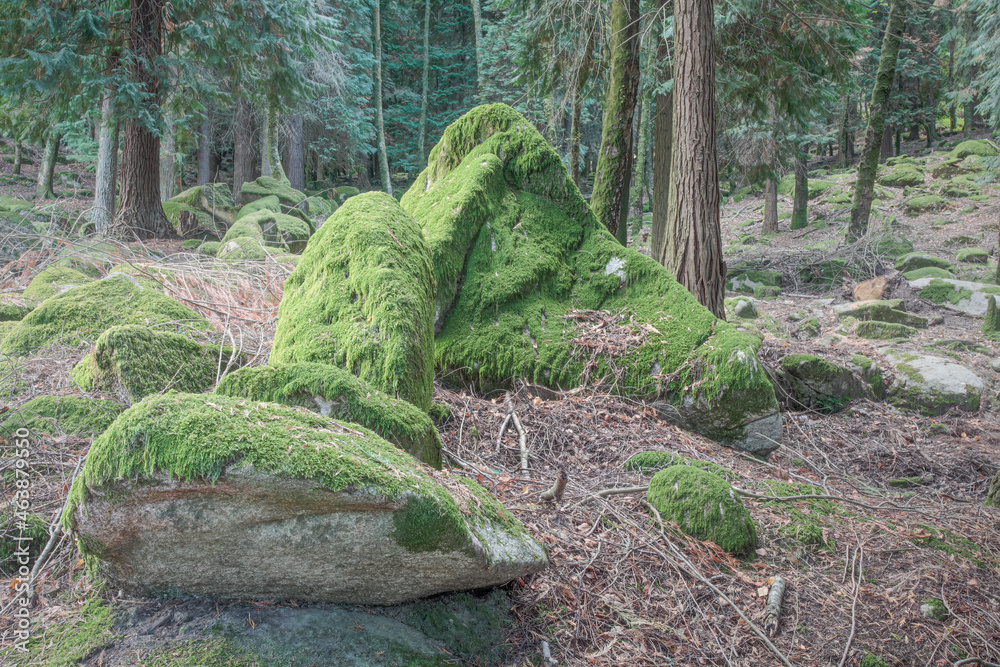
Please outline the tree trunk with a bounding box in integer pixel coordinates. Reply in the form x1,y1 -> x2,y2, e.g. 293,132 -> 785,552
650,90 -> 673,264
160,104 -> 176,201
418,0 -> 431,163
948,40 -> 957,132
590,0 -> 641,245
35,133 -> 60,200
848,0 -> 905,242
790,155 -> 808,230
197,113 -> 211,185
880,124 -> 893,162
289,113 -> 304,192
925,92 -> 936,147
262,103 -> 287,183
629,93 -> 651,233
93,92 -> 119,231
12,141 -> 21,175
104,0 -> 172,241
569,87 -> 582,185
762,178 -> 778,235
470,0 -> 484,99
373,0 -> 392,196
232,94 -> 258,205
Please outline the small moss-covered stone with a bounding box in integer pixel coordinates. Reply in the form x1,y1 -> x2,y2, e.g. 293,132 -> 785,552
197,241 -> 221,256
84,325 -> 244,404
335,186 -> 361,203
726,267 -> 782,294
241,176 -> 306,207
886,155 -> 917,166
0,395 -> 124,436
904,194 -> 946,215
646,466 -> 756,556
956,248 -> 989,264
983,296 -> 1000,336
2,274 -> 211,355
235,208 -> 312,253
855,320 -> 918,340
895,253 -> 953,273
798,317 -> 821,339
624,451 -> 732,479
903,267 -> 954,281
798,258 -> 855,285
777,354 -> 870,412
878,164 -> 924,187
725,297 -> 758,319
947,139 -> 998,160
271,192 -> 436,412
23,265 -> 93,301
920,598 -> 948,621
215,363 -> 442,468
833,299 -> 927,328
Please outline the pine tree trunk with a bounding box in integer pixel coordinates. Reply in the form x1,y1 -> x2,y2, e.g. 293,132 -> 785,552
160,105 -> 176,201
289,113 -> 304,192
418,0 -> 431,163
629,93 -> 651,235
925,92 -> 936,147
197,113 -> 211,185
262,104 -> 287,183
12,141 -> 21,175
663,0 -> 725,320
35,134 -> 60,200
790,156 -> 808,230
470,0 -> 484,99
762,179 -> 778,235
93,93 -> 119,231
569,87 -> 582,185
373,0 -> 392,196
849,0 -> 905,242
880,125 -> 892,161
104,0 -> 172,241
232,94 -> 258,205
650,90 -> 673,265
590,0 -> 641,245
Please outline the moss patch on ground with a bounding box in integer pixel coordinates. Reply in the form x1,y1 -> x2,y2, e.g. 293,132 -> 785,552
947,139 -> 998,160
24,596 -> 116,666
758,481 -> 838,549
904,194 -> 947,214
854,320 -> 918,340
271,192 -> 436,412
215,363 -> 441,468
0,395 -> 123,437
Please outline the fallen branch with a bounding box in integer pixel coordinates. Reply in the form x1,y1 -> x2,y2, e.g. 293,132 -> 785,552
837,546 -> 863,667
512,411 -> 528,477
764,576 -> 786,637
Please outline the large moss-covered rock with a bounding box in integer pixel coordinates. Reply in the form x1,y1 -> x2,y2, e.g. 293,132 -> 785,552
878,164 -> 925,187
1,274 -> 211,355
271,192 -> 436,412
646,466 -> 756,555
241,176 -> 307,207
833,299 -> 928,328
0,295 -> 35,322
237,194 -> 281,219
75,325 -> 244,404
776,354 -> 870,412
909,277 -> 1000,316
63,392 -> 546,603
904,194 -> 946,215
163,183 -> 237,237
0,395 -> 123,437
725,267 -> 782,295
400,104 -> 780,454
217,209 -> 310,259
215,363 -> 442,468
947,139 -> 998,161
23,265 -> 94,301
883,349 -> 983,415
895,253 -> 953,273
955,248 -> 989,264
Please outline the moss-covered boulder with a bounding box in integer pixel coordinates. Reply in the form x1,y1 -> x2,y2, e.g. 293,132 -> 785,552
63,392 -> 546,603
910,277 -> 1000,316
883,349 -> 983,416
947,139 -> 998,161
0,295 -> 35,322
162,183 -> 237,238
23,265 -> 94,301
215,363 -> 441,468
400,104 -> 780,454
895,253 -> 953,273
886,155 -> 917,166
0,395 -> 124,436
271,192 -> 436,412
236,194 -> 281,219
646,466 -> 756,555
217,209 -> 311,259
725,296 -> 758,319
832,299 -> 928,328
726,267 -> 782,295
241,176 -> 306,207
904,194 -> 946,215
940,174 -> 981,198
956,248 -> 989,264
854,320 -> 918,340
878,164 -> 925,187
624,451 -> 731,479
775,354 -> 871,412
1,274 -> 211,356
306,195 -> 337,224
76,325 -> 244,404
903,267 -> 954,281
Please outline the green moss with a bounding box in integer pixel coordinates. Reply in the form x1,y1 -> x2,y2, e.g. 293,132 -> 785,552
919,279 -> 974,306
647,466 -> 756,555
241,176 -> 306,206
859,653 -> 890,667
141,638 -> 262,666
825,193 -> 851,205
400,104 -> 777,447
0,297 -> 34,322
798,317 -> 820,338
428,402 -> 452,424
26,597 -> 116,666
198,241 -> 221,256
903,267 -> 954,280
947,139 -> 998,160
306,195 -> 337,222
62,392 -> 530,560
955,247 -> 988,264
909,524 -> 993,567
335,185 -> 361,203
886,155 -> 916,166
0,395 -> 123,436
232,208 -> 311,253
854,320 -> 917,340
23,265 -> 93,301
87,325 -> 244,404
726,268 -> 782,294
215,363 -> 441,468
271,192 -> 436,412
2,274 -> 211,355
758,481 -> 837,549
878,164 -> 924,187
237,194 -> 281,219
0,514 -> 47,577
986,470 -> 1000,507
894,253 -> 953,272
623,451 -> 734,480
849,354 -> 885,397
904,194 -> 946,214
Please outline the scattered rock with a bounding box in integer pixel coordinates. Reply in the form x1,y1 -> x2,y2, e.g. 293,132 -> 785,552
833,299 -> 927,328
775,354 -> 871,412
853,276 -> 890,301
855,320 -> 918,340
909,277 -> 1000,316
883,349 -> 983,416
955,247 -> 989,264
726,267 -> 783,295
904,194 -> 946,215
726,297 -> 758,319
894,253 -> 953,273
877,164 -> 924,187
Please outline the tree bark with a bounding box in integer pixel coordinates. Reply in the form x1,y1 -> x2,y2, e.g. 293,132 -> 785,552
790,155 -> 808,230
12,141 -> 21,175
590,0 -> 641,245
104,0 -> 172,241
93,92 -> 119,231
880,124 -> 893,162
197,113 -> 211,185
662,0 -> 725,319
762,178 -> 778,235
289,113 -> 304,192
569,87 -> 582,185
232,94 -> 258,205
373,0 -> 392,196
629,92 -> 651,235
650,90 -> 673,264
418,0 -> 431,163
35,133 -> 60,200
160,104 -> 176,201
262,103 -> 287,183
848,0 -> 904,242
470,0 -> 484,99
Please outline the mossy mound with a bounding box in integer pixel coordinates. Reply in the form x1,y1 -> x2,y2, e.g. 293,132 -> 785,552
940,174 -> 981,198
400,104 -> 780,454
895,253 -> 953,273
215,363 -> 442,468
81,325 -> 244,404
646,466 -> 756,556
798,258 -> 859,286
271,192 -> 436,412
832,299 -> 928,328
241,176 -> 306,207
237,208 -> 312,253
883,349 -> 983,416
196,241 -> 221,256
904,194 -> 946,215
956,248 -> 989,264
903,267 -> 954,281
0,295 -> 35,322
1,274 -> 211,356
725,296 -> 758,319
236,194 -> 281,219
335,186 -> 361,203
776,354 -> 870,412
854,320 -> 918,340
163,183 -> 237,238
306,195 -> 337,223
0,395 -> 124,436
947,139 -> 998,161
0,514 -> 48,578
886,155 -> 917,166
878,164 -> 925,187
23,265 -> 94,301
63,392 -> 546,603
726,267 -> 782,295
623,451 -> 732,479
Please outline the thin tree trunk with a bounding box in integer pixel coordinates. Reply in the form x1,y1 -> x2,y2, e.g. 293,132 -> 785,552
925,92 -> 936,147
160,104 -> 176,201
373,0 -> 392,196
35,134 -> 60,200
12,141 -> 21,175
569,88 -> 582,185
232,93 -> 258,205
790,155 -> 808,230
93,92 -> 119,231
289,113 -> 304,192
262,104 -> 287,183
848,0 -> 905,242
418,0 -> 431,163
762,179 -> 778,235
590,0 -> 641,245
470,0 -> 484,99
650,90 -> 673,263
663,0 -> 725,319
197,113 -> 210,185
630,93 -> 651,235
104,0 -> 172,241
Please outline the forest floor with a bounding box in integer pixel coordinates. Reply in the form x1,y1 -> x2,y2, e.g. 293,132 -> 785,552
1,134 -> 999,667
